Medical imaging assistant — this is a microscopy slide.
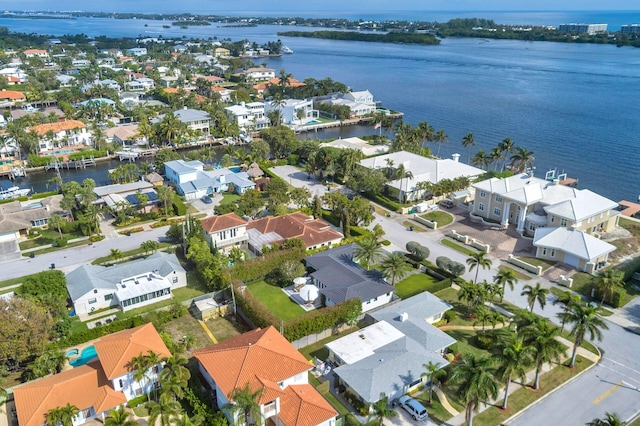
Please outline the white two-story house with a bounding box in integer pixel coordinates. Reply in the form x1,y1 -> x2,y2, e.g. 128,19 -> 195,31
14,323 -> 170,426
200,213 -> 248,254
195,327 -> 337,426
29,120 -> 91,152
264,98 -> 319,127
225,102 -> 269,131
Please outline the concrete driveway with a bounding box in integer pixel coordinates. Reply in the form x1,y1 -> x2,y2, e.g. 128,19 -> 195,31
270,165 -> 332,198
384,405 -> 439,426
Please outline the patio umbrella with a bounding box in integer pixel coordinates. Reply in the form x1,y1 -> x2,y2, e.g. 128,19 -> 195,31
300,285 -> 319,304
293,277 -> 307,286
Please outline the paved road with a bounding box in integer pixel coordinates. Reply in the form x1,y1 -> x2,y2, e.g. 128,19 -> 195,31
0,225 -> 170,279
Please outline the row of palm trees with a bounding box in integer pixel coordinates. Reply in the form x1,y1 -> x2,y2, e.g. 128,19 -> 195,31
464,135 -> 535,174
353,235 -> 413,284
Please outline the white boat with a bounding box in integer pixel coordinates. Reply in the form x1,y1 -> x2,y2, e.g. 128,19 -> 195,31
0,186 -> 30,200
282,46 -> 293,54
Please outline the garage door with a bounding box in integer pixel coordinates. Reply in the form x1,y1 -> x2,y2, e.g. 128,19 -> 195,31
564,253 -> 580,268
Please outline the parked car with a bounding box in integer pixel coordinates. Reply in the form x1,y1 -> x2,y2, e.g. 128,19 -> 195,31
440,199 -> 454,209
201,195 -> 213,204
393,396 -> 429,421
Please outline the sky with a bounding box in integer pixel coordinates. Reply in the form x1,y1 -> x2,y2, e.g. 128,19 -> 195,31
4,0 -> 638,14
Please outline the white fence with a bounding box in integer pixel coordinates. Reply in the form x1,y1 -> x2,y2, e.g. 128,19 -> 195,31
508,254 -> 543,275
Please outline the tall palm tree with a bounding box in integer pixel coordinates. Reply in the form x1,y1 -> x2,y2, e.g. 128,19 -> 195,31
466,252 -> 493,283
354,235 -> 383,270
159,355 -> 191,387
434,129 -> 448,157
451,353 -> 499,426
128,352 -> 153,401
496,334 -> 534,409
226,383 -> 264,426
472,150 -> 492,170
380,252 -> 412,285
523,319 -> 564,390
473,306 -> 504,332
553,290 -> 583,332
367,394 -> 397,426
421,361 -> 442,403
559,303 -> 608,367
509,147 -> 535,174
104,406 -> 139,426
461,132 -> 475,164
586,412 -> 627,426
46,403 -> 79,426
498,138 -> 515,170
147,393 -> 181,426
173,415 -> 204,426
493,269 -> 518,302
595,269 -> 624,305
521,282 -> 549,313
47,214 -> 66,239
458,280 -> 487,317
156,186 -> 176,220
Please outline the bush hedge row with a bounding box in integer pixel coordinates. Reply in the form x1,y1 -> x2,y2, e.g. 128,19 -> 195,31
172,194 -> 187,216
363,192 -> 404,212
31,191 -> 60,199
67,150 -> 108,161
230,248 -> 307,282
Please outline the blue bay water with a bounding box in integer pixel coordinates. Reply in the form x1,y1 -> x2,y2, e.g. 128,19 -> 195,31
1,14 -> 639,201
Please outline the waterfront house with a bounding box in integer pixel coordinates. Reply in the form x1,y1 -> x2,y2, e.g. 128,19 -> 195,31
195,326 -> 337,426
213,47 -> 230,57
29,119 -> 90,152
164,160 -> 255,200
200,212 -> 249,253
320,137 -> 389,157
327,292 -> 455,406
246,211 -> 343,254
264,98 -> 319,127
319,90 -> 377,117
471,172 -> 619,272
225,102 -> 269,131
240,67 -> 276,82
303,243 -> 395,313
93,180 -> 157,212
66,252 -> 186,316
359,151 -> 484,203
153,108 -> 211,138
13,323 -> 170,426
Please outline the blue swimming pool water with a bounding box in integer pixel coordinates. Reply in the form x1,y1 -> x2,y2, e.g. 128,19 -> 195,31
229,166 -> 241,173
69,345 -> 97,367
65,348 -> 78,357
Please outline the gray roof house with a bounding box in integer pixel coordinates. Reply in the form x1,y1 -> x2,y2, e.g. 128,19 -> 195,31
165,160 -> 255,200
66,252 -> 186,318
326,292 -> 455,405
153,108 -> 211,136
304,244 -> 395,313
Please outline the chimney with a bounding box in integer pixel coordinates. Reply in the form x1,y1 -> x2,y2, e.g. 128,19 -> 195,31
452,153 -> 460,163
399,312 -> 408,322
183,106 -> 188,110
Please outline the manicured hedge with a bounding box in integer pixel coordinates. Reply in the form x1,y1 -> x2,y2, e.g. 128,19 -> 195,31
231,248 -> 307,282
31,191 -> 60,199
363,192 -> 404,212
283,298 -> 361,342
28,154 -> 52,167
172,194 -> 187,216
67,149 -> 108,161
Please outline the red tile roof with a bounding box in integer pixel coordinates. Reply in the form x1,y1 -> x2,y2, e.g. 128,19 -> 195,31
201,213 -> 247,233
94,322 -> 171,379
29,119 -> 85,135
194,327 -> 312,404
14,361 -> 127,426
246,212 -> 343,248
280,384 -> 337,426
0,90 -> 26,100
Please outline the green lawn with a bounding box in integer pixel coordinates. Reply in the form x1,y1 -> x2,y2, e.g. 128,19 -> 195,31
498,265 -> 531,282
91,243 -> 174,265
247,280 -> 306,321
420,211 -> 454,227
413,392 -> 454,424
395,273 -> 437,299
220,192 -> 241,206
516,256 -> 556,271
403,220 -> 427,232
19,228 -> 84,250
473,356 -> 593,426
441,238 -> 477,256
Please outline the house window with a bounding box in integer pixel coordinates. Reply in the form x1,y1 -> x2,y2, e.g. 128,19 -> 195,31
496,195 -> 503,203
172,277 -> 178,284
550,249 -> 556,258
105,294 -> 113,301
542,248 -> 547,256
528,223 -> 535,231
592,226 -> 597,232
560,218 -> 567,227
493,207 -> 501,217
230,228 -> 237,238
31,218 -> 47,227
478,203 -> 485,212
479,191 -> 486,198
88,298 -> 97,304
409,378 -> 422,387
550,216 -> 555,223
220,230 -> 227,240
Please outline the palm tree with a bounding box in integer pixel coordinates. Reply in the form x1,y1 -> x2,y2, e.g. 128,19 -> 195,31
354,235 -> 383,270
433,129 -> 448,158
521,282 -> 549,313
367,394 -> 397,426
104,406 -> 139,426
156,186 -> 176,220
498,138 -> 515,170
496,334 -> 534,409
558,303 -> 608,368
173,414 -> 204,426
595,269 -> 624,305
421,361 -> 442,403
458,280 -> 487,317
226,383 -> 264,426
553,290 -> 583,332
380,252 -> 412,285
46,403 -> 79,426
461,132 -> 475,164
509,147 -> 535,174
109,248 -> 125,263
451,353 -> 499,426
160,355 -> 191,386
523,319 -> 564,390
493,269 -> 518,302
472,150 -> 492,170
466,252 -> 493,283
47,214 -> 65,239
140,240 -> 160,255
473,306 -> 504,332
586,412 -> 627,426
128,352 -> 153,402
147,393 -> 181,426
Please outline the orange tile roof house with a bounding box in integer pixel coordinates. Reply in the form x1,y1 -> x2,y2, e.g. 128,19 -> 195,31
246,211 -> 343,254
23,49 -> 49,58
29,120 -> 90,152
14,323 -> 170,426
0,89 -> 26,102
195,326 -> 337,426
201,213 -> 249,253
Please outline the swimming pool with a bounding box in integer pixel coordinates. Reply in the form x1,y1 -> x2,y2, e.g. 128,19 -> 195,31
229,166 -> 241,173
69,345 -> 97,367
306,119 -> 321,125
65,348 -> 79,358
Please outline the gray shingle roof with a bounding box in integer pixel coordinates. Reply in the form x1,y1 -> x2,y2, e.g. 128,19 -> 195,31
66,252 -> 185,301
304,244 -> 395,304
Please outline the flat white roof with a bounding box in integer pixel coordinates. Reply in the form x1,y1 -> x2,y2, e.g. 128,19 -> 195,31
325,320 -> 404,365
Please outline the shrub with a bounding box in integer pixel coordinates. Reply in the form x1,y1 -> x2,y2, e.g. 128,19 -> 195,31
610,288 -> 627,308
172,194 -> 187,216
28,154 -> 52,167
476,333 -> 494,349
89,235 -> 105,243
67,149 -> 108,161
287,154 -> 300,165
443,310 -> 457,323
231,248 -> 307,282
54,238 -> 67,247
381,239 -> 391,246
126,395 -> 147,408
32,191 -> 60,199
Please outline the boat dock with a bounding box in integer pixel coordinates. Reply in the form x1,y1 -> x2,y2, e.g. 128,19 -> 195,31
45,157 -> 97,171
115,148 -> 158,162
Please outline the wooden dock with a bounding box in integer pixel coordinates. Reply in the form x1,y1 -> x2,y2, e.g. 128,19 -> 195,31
45,157 -> 96,171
